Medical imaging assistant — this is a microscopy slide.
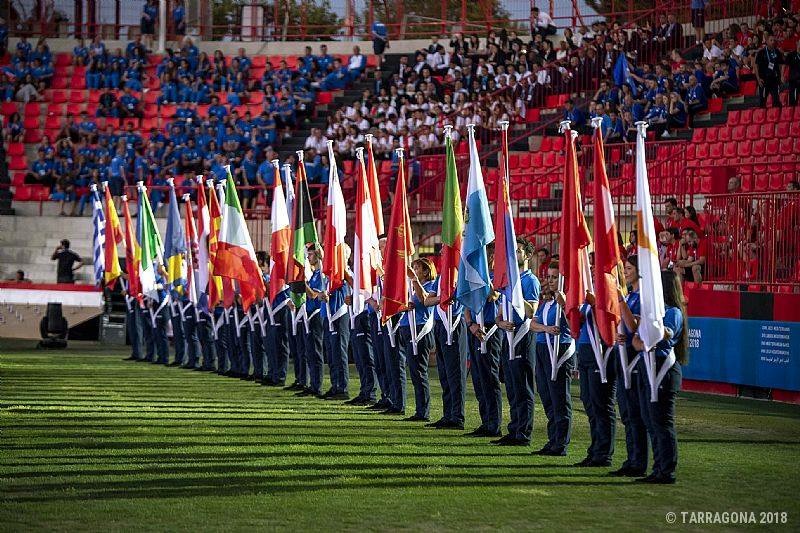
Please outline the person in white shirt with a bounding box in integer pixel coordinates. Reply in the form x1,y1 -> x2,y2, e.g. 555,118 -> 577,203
348,46 -> 365,76
531,7 -> 556,37
702,38 -> 723,60
304,128 -> 328,153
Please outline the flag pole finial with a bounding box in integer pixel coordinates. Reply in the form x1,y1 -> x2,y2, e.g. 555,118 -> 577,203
295,150 -> 304,162
559,120 -> 572,134
181,193 -> 190,201
443,124 -> 453,137
590,116 -> 603,130
355,146 -> 365,161
498,120 -> 509,131
121,194 -> 128,202
364,133 -> 373,144
205,178 -> 214,188
282,163 -> 292,170
195,174 -> 204,184
394,147 -> 404,160
166,176 -> 175,187
90,183 -> 98,192
136,181 -> 145,193
635,120 -> 648,138
271,159 -> 280,170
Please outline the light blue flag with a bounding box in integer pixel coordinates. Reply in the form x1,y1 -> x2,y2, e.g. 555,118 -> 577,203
90,184 -> 106,286
455,126 -> 495,315
164,179 -> 187,298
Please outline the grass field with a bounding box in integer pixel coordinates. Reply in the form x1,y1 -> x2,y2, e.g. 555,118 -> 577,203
1,339 -> 800,532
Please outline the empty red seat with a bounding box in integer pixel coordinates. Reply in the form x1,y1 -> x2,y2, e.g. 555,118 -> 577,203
791,121 -> 800,137
685,144 -> 696,160
723,141 -> 737,159
50,90 -> 67,104
737,140 -> 751,157
707,98 -> 723,114
766,107 -> 781,123
51,76 -> 67,89
551,136 -> 564,151
752,108 -> 766,123
508,153 -> 520,169
769,174 -> 784,190
9,155 -> 26,170
7,142 -> 24,156
696,144 -> 709,159
751,138 -> 766,156
740,80 -> 757,96
13,185 -> 32,200
739,109 -> 753,124
539,137 -> 552,151
23,116 -> 39,129
775,121 -> 790,138
709,142 -> 723,159
727,110 -> 740,126
45,115 -> 62,129
518,153 -> 531,168
542,152 -> 555,166
70,75 -> 86,89
705,127 -> 718,142
761,124 -> 775,139
753,174 -> 769,191
717,126 -> 731,142
692,128 -> 705,142
745,124 -> 761,140
24,129 -> 42,143
765,138 -> 780,155
731,124 -> 746,139
779,137 -> 793,153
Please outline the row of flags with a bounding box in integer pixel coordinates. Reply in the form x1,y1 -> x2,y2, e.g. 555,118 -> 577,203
89,117 -> 666,399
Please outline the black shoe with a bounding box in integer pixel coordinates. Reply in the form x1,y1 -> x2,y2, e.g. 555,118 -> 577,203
367,401 -> 389,410
284,382 -> 301,390
634,472 -> 661,483
294,388 -> 312,397
588,459 -> 613,467
574,457 -> 594,467
262,378 -> 276,386
321,389 -> 336,398
167,361 -> 182,367
123,356 -> 138,361
136,358 -> 151,363
437,420 -> 465,430
649,475 -> 676,484
464,427 -> 488,437
424,418 -> 448,428
383,408 -> 404,415
353,398 -> 375,406
270,380 -> 286,387
532,445 -> 554,455
344,396 -> 365,405
490,434 -> 513,445
326,392 -> 349,401
403,415 -> 429,422
542,448 -> 567,456
498,438 -> 529,446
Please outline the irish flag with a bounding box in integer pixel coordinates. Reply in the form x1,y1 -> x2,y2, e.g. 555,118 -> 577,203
214,167 -> 265,310
269,160 -> 291,303
381,150 -> 414,322
102,183 -> 123,288
137,182 -> 164,300
323,141 -> 348,292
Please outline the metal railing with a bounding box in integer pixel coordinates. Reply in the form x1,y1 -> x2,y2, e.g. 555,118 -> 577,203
703,191 -> 800,289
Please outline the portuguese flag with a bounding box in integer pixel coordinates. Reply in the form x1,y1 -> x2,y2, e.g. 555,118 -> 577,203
287,155 -> 319,306
438,130 -> 463,311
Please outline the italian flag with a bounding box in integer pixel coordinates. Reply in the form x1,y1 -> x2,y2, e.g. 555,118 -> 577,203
323,142 -> 348,292
269,161 -> 291,303
213,168 -> 265,310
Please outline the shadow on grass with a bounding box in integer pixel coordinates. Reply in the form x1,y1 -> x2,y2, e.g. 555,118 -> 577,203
2,474 -> 628,503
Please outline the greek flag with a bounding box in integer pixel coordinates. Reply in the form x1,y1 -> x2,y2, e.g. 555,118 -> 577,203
90,185 -> 106,286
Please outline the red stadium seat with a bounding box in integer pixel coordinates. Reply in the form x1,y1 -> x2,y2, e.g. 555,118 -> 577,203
737,140 -> 751,157
761,124 -> 775,139
525,108 -> 540,123
531,152 -> 543,167
696,143 -> 709,159
745,124 -> 760,140
731,124 -> 746,140
751,138 -> 766,156
775,121 -> 790,138
55,53 -> 71,66
518,153 -> 531,168
705,127 -> 718,142
1,101 -> 17,115
23,116 -> 39,129
727,110 -> 740,126
707,98 -> 723,114
739,109 -> 753,124
765,138 -> 780,155
779,137 -> 793,153
31,185 -> 50,201
51,76 -> 68,89
7,142 -> 24,156
551,136 -> 564,151
508,153 -> 519,169
66,103 -> 83,116
13,185 -> 32,201
685,144 -> 696,160
717,126 -> 731,142
24,129 -> 42,143
766,107 -> 781,123
542,151 -> 555,167
709,142 -> 723,159
9,155 -> 26,170
539,137 -> 552,151
723,141 -> 737,159
45,115 -> 63,130
23,102 -> 40,116
752,108 -> 766,123
50,90 -> 67,104
70,75 -> 86,89
769,174 -> 784,190
739,80 -> 757,96
692,128 -> 705,142
753,174 -> 769,191
791,121 -> 800,137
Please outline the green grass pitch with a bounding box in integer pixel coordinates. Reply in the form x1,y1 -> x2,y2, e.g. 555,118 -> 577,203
1,339 -> 799,532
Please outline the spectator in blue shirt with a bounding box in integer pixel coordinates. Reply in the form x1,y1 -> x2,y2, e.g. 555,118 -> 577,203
119,87 -> 142,118
77,111 -> 98,143
26,152 -> 54,187
563,99 -> 585,129
173,0 -> 186,36
666,92 -> 687,130
126,35 -> 147,61
685,74 -> 707,116
316,44 -> 334,73
141,0 -> 158,50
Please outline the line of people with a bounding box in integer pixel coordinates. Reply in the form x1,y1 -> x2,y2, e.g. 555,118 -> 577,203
123,236 -> 687,485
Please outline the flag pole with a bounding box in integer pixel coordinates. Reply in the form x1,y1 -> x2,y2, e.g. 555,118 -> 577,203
465,122 -> 488,353
551,120 -> 573,372
498,119 -> 517,361
443,123 -> 455,346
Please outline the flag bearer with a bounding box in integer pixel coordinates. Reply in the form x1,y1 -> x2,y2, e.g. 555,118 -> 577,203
297,245 -> 325,397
